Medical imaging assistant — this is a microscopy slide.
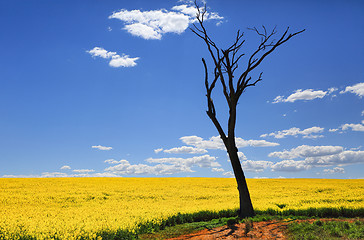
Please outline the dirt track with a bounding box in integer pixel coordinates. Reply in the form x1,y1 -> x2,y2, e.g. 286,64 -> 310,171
167,218 -> 360,240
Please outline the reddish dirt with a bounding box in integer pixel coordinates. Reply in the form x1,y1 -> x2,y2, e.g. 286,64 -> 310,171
166,218 -> 360,240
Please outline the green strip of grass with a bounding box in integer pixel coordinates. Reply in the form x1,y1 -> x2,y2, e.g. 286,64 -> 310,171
288,219 -> 364,240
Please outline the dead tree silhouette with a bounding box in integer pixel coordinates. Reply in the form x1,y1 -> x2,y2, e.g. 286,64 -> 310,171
191,2 -> 305,217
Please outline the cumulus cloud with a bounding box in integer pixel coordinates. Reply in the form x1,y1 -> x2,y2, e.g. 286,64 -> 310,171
271,149 -> 364,172
92,145 -> 113,151
305,150 -> 364,167
109,3 -> 223,40
163,146 -> 208,154
87,47 -> 139,67
268,145 -> 343,159
261,126 -> 324,139
241,160 -> 273,172
60,165 -> 71,170
271,160 -> 311,172
340,82 -> 364,97
272,89 -> 327,103
323,167 -> 345,174
341,122 -> 364,132
180,135 -> 279,150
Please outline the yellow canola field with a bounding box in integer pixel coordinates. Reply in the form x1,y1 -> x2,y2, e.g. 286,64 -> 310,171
0,178 -> 363,239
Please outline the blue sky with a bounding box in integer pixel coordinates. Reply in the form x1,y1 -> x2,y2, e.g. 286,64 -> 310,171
1,0 -> 363,179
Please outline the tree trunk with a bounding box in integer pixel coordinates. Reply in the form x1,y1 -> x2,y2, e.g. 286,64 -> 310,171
227,146 -> 255,218
227,101 -> 255,218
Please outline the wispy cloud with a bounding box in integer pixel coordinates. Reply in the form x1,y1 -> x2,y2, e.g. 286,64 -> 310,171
211,167 -> 225,172
92,145 -> 113,151
261,126 -> 324,139
60,165 -> 71,170
272,89 -> 328,103
154,148 -> 164,154
87,47 -> 139,67
72,169 -> 95,173
163,146 -> 208,154
223,171 -> 234,178
268,145 -> 343,159
323,167 -> 345,174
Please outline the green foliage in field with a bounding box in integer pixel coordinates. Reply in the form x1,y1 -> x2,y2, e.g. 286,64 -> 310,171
288,219 -> 364,240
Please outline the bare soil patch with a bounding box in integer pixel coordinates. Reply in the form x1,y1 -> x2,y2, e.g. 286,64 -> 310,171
166,218 -> 360,240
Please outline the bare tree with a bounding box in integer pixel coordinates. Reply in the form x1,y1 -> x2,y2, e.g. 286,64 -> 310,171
191,4 -> 305,217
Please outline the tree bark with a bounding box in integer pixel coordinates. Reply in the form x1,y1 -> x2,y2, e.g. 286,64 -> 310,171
228,149 -> 255,217
226,101 -> 255,218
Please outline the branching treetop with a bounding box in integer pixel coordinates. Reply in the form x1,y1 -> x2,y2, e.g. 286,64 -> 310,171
190,3 -> 305,110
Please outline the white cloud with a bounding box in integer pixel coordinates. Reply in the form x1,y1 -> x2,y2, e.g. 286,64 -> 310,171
268,145 -> 343,159
272,89 -> 327,103
147,154 -> 220,168
109,3 -> 223,40
236,139 -> 280,147
340,82 -> 364,97
238,152 -> 247,160
105,159 -> 192,175
305,150 -> 364,167
241,160 -> 273,172
270,148 -> 364,172
303,134 -> 324,139
329,128 -> 339,132
92,145 -> 113,151
328,87 -> 338,94
3,171 -> 121,178
60,165 -> 71,170
87,47 -> 117,58
212,168 -> 225,172
154,148 -> 164,154
87,47 -> 139,67
223,171 -> 234,178
180,135 -> 279,150
180,136 -> 225,150
41,172 -> 69,177
104,159 -> 128,164
163,146 -> 208,154
271,160 -> 311,172
323,167 -> 345,174
261,126 -> 324,139
72,169 -> 95,173
341,122 -> 364,132
362,110 -> 364,116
